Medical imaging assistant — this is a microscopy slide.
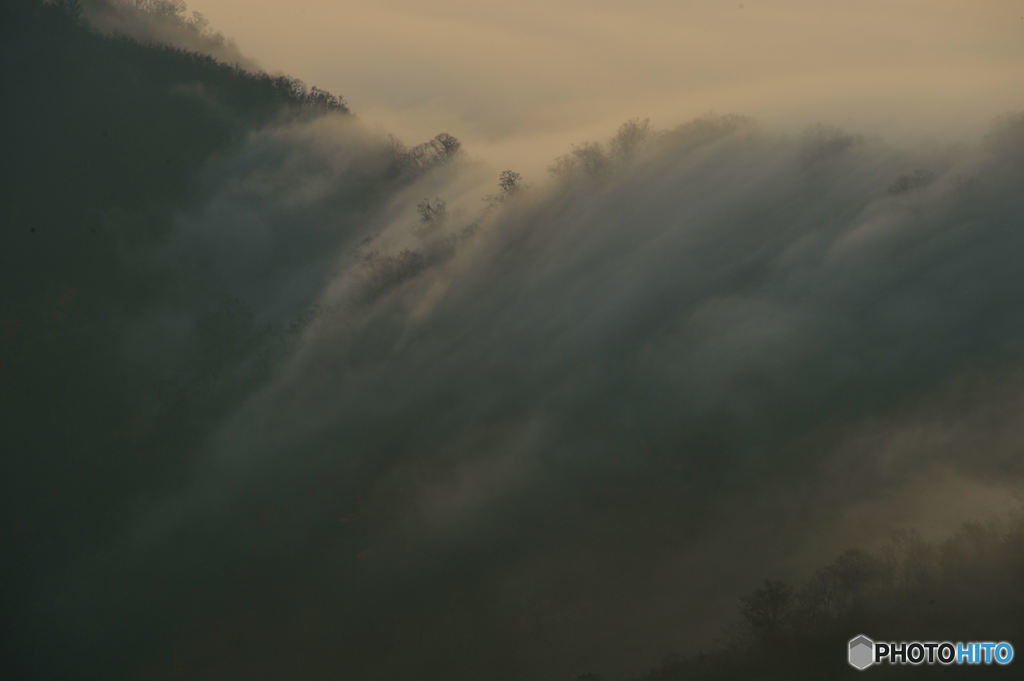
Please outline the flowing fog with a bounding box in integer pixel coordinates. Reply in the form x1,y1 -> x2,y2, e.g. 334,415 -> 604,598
3,2 -> 1024,680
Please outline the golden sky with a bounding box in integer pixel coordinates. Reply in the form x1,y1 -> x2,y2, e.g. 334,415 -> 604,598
191,0 -> 1024,172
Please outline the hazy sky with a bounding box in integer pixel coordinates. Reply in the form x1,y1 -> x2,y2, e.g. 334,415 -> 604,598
189,0 -> 1024,173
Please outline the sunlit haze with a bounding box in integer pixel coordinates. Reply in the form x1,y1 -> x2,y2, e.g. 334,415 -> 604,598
190,0 -> 1024,172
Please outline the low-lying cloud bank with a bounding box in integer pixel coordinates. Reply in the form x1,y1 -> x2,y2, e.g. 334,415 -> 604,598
4,3 -> 1024,680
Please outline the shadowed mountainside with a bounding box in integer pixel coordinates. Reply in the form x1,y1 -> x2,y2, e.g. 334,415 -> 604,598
625,515 -> 1024,681
3,3 -> 1024,680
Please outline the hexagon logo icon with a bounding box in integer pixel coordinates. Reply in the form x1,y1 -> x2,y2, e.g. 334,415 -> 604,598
848,635 -> 875,670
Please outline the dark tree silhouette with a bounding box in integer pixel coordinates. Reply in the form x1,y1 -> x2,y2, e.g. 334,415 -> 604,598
740,578 -> 793,637
416,197 -> 448,227
498,169 -> 522,195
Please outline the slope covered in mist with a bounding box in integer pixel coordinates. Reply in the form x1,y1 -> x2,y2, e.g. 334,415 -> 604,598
3,2 -> 1024,680
629,514 -> 1024,681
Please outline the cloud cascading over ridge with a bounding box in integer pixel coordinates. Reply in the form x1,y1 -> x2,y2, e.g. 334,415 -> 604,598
39,112 -> 1024,680
3,3 -> 1024,680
